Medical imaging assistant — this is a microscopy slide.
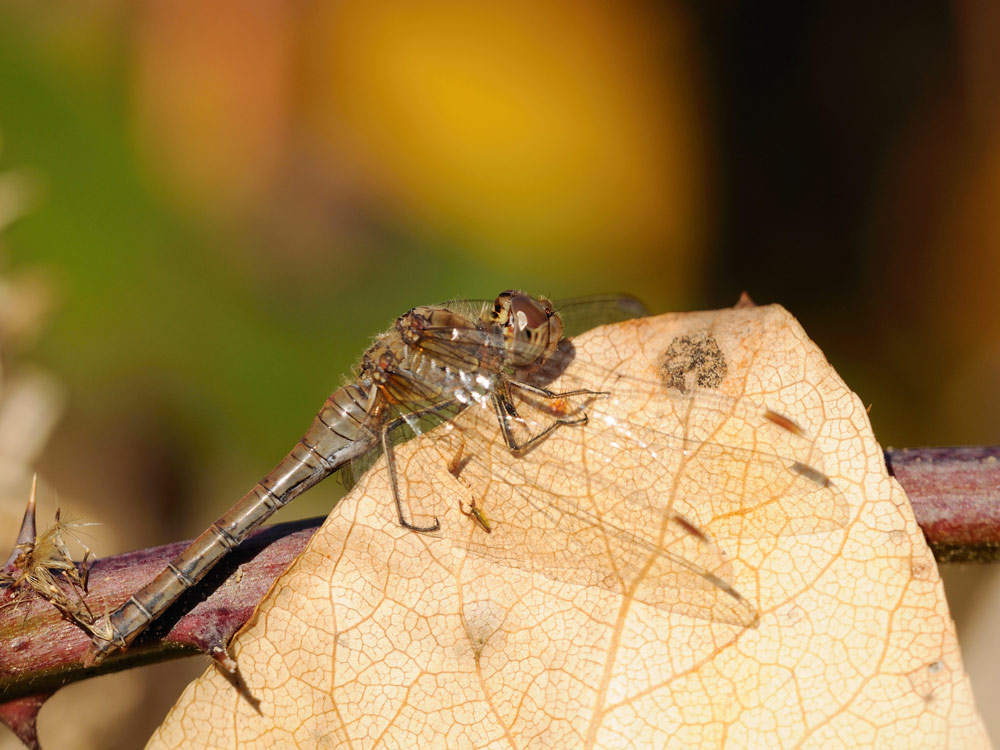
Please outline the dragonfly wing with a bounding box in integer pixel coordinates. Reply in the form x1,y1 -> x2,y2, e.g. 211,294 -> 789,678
553,293 -> 649,338
410,347 -> 848,627
536,338 -> 852,537
421,400 -> 760,627
405,294 -> 649,379
352,294 -> 846,626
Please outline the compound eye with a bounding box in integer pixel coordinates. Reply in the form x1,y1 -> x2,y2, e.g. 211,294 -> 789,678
509,294 -> 549,334
502,293 -> 561,367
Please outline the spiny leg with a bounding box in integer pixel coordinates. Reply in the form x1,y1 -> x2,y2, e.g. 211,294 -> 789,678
380,399 -> 462,532
509,380 -> 608,402
493,379 -> 607,454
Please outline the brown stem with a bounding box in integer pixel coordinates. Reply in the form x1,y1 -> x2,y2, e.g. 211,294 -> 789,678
1,446 -> 998,705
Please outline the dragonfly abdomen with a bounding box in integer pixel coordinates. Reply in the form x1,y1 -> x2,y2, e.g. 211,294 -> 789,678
88,382 -> 379,660
86,292 -> 561,661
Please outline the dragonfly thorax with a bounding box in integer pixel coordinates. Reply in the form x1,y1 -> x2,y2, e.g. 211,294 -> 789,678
361,346 -> 400,389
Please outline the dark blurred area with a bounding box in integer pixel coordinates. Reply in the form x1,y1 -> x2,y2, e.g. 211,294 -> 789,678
701,1 -> 999,450
0,1 -> 997,746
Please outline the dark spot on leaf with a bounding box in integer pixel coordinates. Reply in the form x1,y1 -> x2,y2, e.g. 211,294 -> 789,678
658,330 -> 727,393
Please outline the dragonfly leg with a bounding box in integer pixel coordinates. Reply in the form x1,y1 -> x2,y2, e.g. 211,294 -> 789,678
493,380 -> 605,454
380,405 -> 456,533
508,380 -> 609,402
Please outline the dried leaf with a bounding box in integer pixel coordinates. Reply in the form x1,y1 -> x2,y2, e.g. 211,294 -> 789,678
149,304 -> 989,749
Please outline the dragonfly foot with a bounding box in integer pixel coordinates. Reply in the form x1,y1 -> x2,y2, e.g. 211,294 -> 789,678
401,516 -> 440,533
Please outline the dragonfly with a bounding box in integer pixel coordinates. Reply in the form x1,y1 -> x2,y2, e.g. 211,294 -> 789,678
86,290 -> 847,663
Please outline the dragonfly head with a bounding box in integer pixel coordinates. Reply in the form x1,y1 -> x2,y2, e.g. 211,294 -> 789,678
488,290 -> 564,367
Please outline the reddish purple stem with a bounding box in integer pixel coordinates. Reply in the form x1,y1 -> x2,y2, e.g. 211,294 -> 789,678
1,518 -> 320,705
885,446 -> 1000,562
0,445 -> 998,708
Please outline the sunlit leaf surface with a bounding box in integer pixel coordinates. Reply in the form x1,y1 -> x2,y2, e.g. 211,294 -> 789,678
148,304 -> 988,749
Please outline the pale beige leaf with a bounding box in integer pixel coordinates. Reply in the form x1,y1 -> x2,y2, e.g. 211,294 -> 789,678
148,304 -> 989,750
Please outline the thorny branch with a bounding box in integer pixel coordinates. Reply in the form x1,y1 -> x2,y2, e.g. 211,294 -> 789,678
0,446 -> 996,708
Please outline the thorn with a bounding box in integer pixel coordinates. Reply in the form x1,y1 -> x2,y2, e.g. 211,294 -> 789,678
3,475 -> 38,569
1,493 -> 99,635
207,645 -> 261,713
208,644 -> 238,675
185,624 -> 240,673
200,637 -> 261,712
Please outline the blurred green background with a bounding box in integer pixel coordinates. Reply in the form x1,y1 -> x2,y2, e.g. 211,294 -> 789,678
1,1 -> 998,746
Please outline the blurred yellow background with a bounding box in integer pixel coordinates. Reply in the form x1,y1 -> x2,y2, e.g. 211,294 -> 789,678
0,1 -> 997,746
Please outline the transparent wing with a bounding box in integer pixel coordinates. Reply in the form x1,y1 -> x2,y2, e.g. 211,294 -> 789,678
421,404 -> 763,627
423,292 -> 648,339
553,293 -> 649,338
405,326 -> 848,626
539,335 -> 851,538
407,300 -> 848,536
342,397 -> 466,493
406,294 -> 649,376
